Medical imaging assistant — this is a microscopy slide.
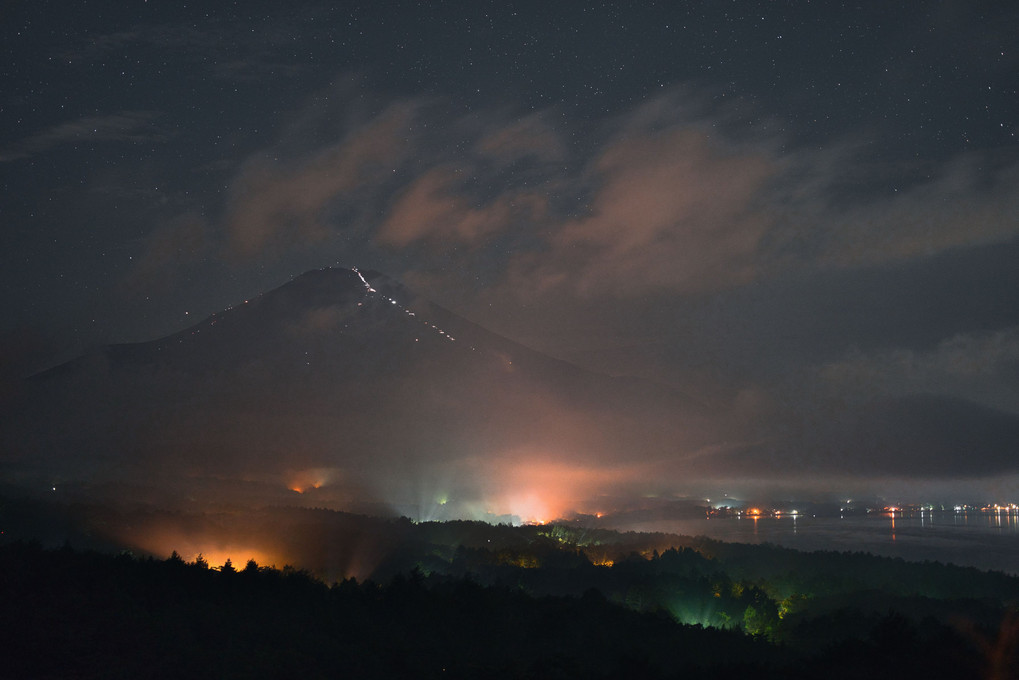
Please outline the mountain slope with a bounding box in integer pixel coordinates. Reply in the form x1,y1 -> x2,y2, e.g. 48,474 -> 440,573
2,267 -> 714,519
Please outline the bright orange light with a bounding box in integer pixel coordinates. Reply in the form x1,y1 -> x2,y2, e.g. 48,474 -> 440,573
500,491 -> 553,525
187,548 -> 277,570
478,453 -> 649,524
286,468 -> 336,495
120,528 -> 281,571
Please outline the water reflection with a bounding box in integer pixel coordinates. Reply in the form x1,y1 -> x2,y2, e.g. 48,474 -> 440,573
611,509 -> 1019,574
989,507 -> 1018,530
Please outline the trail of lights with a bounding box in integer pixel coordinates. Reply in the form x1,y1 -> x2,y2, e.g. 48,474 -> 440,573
170,267 -> 470,352
351,267 -> 459,344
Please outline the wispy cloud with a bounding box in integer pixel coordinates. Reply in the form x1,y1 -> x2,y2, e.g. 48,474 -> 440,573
123,212 -> 214,294
475,112 -> 566,164
0,111 -> 165,162
817,326 -> 1019,414
377,165 -> 548,248
225,100 -> 420,257
770,151 -> 1019,271
503,116 -> 779,298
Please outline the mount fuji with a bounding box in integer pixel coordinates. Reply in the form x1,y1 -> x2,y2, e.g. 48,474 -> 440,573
2,267 -> 715,520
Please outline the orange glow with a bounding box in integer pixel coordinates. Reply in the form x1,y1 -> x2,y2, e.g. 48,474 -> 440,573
499,491 -> 553,525
99,507 -> 390,581
479,453 -> 650,524
128,530 -> 283,571
188,547 -> 278,570
286,468 -> 336,495
747,508 -> 762,516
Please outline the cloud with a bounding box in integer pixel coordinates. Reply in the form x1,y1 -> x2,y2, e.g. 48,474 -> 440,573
501,116 -> 779,298
377,165 -> 547,248
123,212 -> 214,294
817,327 -> 1019,413
195,86 -> 1019,328
0,111 -> 165,162
225,100 -> 420,258
375,110 -> 565,249
799,155 -> 1019,269
703,391 -> 1019,481
475,112 -> 566,164
494,112 -> 1019,303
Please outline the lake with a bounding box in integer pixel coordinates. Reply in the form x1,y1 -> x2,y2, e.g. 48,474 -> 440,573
606,510 -> 1019,575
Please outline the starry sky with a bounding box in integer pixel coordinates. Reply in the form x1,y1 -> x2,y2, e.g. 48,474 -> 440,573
3,2 -> 1018,498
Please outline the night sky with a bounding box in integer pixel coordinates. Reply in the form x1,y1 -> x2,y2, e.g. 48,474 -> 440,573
3,2 -> 1018,502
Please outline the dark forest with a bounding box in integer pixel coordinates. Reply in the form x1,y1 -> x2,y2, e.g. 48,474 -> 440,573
3,501 -> 1017,679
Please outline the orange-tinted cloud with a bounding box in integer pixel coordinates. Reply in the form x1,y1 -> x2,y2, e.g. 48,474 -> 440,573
226,101 -> 419,257
377,165 -> 547,248
502,120 -> 778,299
475,112 -> 566,164
390,93 -> 1019,309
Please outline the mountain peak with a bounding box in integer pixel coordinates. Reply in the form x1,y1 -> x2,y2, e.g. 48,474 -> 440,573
265,267 -> 403,311
263,266 -> 367,307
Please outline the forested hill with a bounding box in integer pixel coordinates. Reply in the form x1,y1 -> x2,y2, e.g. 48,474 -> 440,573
5,521 -> 1019,676
0,542 -> 1006,680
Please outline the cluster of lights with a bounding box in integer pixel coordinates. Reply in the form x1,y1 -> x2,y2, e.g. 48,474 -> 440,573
737,508 -> 799,518
873,504 -> 1019,514
981,503 -> 1019,513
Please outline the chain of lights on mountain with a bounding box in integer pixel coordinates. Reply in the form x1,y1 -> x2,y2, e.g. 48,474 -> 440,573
352,266 -> 461,346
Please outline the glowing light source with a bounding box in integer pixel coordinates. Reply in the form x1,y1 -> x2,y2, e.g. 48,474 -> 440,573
474,453 -> 650,525
286,468 -> 336,495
